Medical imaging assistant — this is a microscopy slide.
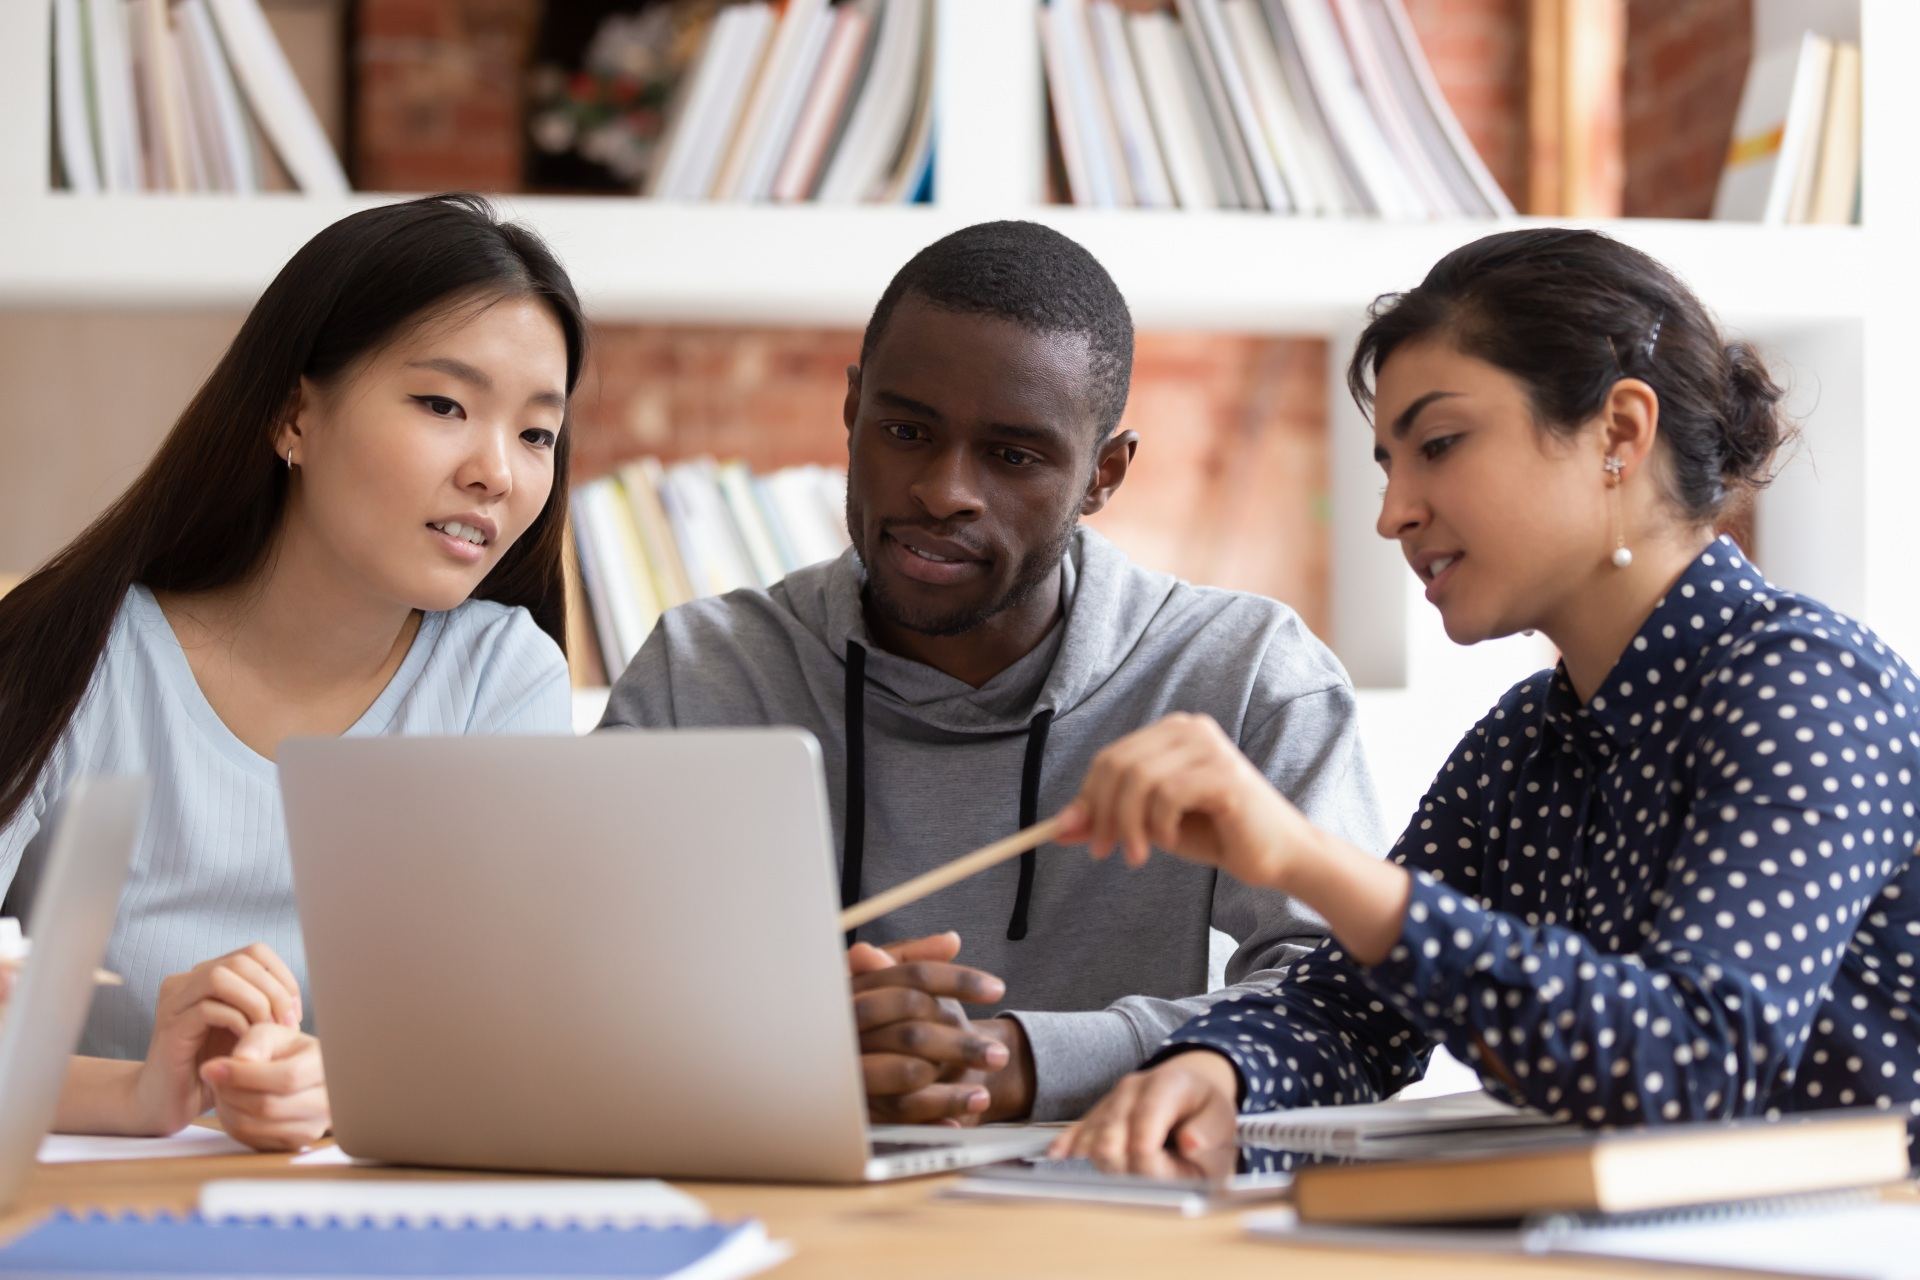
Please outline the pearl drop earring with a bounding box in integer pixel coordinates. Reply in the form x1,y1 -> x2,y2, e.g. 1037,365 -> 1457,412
1604,455 -> 1632,568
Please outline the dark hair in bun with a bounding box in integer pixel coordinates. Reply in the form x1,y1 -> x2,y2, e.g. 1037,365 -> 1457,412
1348,227 -> 1792,522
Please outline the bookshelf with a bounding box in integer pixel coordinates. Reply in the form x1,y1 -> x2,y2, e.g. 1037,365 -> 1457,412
0,0 -> 1910,817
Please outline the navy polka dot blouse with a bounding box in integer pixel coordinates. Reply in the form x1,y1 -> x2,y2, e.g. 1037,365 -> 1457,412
1161,537 -> 1920,1149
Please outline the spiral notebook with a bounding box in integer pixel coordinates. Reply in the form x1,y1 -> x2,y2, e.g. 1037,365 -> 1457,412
0,1180 -> 791,1279
1233,1089 -> 1562,1159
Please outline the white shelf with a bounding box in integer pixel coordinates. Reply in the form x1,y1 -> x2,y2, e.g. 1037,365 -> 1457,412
0,195 -> 1873,333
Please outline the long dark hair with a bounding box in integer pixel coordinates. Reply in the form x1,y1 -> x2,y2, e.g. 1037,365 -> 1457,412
0,193 -> 587,831
1347,227 -> 1789,522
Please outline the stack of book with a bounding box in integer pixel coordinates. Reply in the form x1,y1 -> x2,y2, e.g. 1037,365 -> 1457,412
645,0 -> 933,205
1040,0 -> 1513,217
48,0 -> 348,194
1244,1101 -> 1915,1274
1715,29 -> 1862,225
569,458 -> 850,683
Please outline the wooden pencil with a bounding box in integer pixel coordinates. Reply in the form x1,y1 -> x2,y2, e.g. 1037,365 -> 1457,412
838,814 -> 1071,931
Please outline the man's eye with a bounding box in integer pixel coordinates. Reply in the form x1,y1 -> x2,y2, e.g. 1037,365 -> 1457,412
996,448 -> 1038,467
884,423 -> 925,442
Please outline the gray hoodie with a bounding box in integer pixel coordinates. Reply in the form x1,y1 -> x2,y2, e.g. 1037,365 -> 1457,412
600,527 -> 1384,1119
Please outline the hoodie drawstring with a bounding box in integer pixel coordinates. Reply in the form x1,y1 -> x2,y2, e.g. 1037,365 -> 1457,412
840,640 -> 868,948
1006,708 -> 1054,941
839,638 -> 1054,946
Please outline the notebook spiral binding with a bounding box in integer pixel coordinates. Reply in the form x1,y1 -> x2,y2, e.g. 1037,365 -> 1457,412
55,1210 -> 739,1233
1525,1187 -> 1883,1240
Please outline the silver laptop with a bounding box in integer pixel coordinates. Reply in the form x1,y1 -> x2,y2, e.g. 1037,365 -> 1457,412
278,730 -> 1053,1183
0,775 -> 148,1211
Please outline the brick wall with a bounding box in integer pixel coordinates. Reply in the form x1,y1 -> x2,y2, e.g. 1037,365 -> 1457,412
1622,0 -> 1752,218
354,0 -> 539,191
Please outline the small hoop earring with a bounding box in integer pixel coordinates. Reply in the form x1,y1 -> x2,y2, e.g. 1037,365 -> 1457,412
1604,456 -> 1632,568
285,447 -> 294,471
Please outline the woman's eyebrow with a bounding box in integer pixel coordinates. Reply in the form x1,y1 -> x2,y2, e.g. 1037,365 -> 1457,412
1390,390 -> 1465,439
407,356 -> 491,389
408,356 -> 564,410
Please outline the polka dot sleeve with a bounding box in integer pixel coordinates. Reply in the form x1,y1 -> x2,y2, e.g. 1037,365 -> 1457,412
1363,626 -> 1918,1125
1155,538 -> 1920,1139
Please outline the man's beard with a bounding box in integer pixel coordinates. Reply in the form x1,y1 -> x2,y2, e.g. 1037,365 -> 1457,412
853,506 -> 1077,639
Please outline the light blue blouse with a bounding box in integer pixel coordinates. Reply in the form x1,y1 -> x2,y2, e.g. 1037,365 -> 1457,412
0,585 -> 571,1060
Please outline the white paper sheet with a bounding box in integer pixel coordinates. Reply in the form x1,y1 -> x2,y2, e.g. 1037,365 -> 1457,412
37,1125 -> 251,1163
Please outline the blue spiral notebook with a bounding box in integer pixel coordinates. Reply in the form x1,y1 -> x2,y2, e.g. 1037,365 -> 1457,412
0,1211 -> 785,1278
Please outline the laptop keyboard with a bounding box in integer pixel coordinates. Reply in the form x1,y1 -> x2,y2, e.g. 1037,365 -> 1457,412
870,1139 -> 961,1157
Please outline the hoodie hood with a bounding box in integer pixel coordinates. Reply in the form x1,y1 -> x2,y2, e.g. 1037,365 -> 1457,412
778,525 -> 1177,736
813,531 -> 1151,942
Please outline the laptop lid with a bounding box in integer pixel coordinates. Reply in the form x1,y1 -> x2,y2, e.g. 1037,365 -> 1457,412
279,729 -> 879,1182
0,776 -> 148,1211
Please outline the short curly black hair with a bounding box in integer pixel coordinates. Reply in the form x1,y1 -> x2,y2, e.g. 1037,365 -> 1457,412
859,221 -> 1134,441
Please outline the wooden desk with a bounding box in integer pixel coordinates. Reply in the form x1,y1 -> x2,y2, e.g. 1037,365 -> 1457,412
5,1145 -> 1726,1279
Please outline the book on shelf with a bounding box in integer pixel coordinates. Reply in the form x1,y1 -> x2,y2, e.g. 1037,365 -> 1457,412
47,0 -> 347,195
51,0 -> 100,193
1044,0 -> 1513,217
1283,1108 -> 1911,1226
645,4 -> 776,201
814,0 -> 929,203
1088,1 -> 1174,208
1125,11 -> 1224,210
561,527 -> 608,690
1523,0 -> 1624,217
1807,41 -> 1862,226
770,5 -> 872,201
132,0 -> 195,192
568,458 -> 850,684
1180,0 -> 1274,211
1221,0 -> 1325,214
712,0 -> 832,200
1716,24 -> 1862,225
647,0 -> 932,206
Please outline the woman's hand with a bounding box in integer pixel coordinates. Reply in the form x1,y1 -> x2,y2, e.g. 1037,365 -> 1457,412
130,942 -> 304,1138
1047,1050 -> 1242,1169
1055,713 -> 1319,891
201,1023 -> 330,1151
